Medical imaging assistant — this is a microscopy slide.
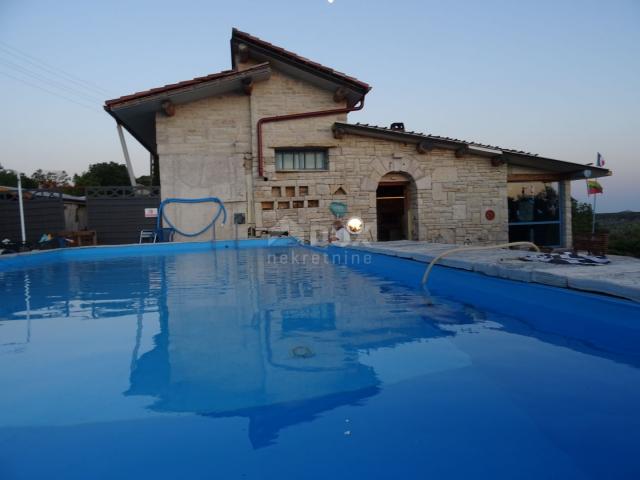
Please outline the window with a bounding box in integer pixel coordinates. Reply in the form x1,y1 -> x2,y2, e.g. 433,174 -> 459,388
275,149 -> 327,171
507,181 -> 562,247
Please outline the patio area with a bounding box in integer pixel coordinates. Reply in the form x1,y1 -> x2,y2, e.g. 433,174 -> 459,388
347,241 -> 640,303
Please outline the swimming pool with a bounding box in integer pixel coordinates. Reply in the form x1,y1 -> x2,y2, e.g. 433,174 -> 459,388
1,240 -> 639,479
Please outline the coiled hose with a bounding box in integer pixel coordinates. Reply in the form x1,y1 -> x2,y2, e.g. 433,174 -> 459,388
157,197 -> 227,238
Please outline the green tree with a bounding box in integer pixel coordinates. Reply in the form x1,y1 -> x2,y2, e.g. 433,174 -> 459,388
73,162 -> 131,188
0,164 -> 38,188
135,175 -> 152,186
572,198 -> 593,235
31,169 -> 72,189
609,223 -> 640,257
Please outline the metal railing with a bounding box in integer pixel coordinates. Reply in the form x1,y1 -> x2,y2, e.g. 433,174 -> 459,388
85,186 -> 160,198
0,188 -> 63,202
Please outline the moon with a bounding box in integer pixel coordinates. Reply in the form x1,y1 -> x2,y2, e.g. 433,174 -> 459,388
328,0 -> 335,3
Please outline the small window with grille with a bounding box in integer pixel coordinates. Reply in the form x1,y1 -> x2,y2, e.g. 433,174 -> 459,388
275,149 -> 328,171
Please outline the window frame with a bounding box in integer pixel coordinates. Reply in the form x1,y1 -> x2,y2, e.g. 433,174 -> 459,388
507,181 -> 565,247
274,148 -> 329,172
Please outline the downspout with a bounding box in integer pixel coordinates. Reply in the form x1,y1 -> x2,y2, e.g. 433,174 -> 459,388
256,96 -> 365,178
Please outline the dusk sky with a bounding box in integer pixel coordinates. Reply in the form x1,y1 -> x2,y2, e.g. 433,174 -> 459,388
1,0 -> 638,212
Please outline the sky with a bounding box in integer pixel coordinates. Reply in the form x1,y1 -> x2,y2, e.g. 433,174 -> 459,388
0,0 -> 638,212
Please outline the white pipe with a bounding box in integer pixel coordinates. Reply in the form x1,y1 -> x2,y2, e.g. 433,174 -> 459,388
421,241 -> 540,287
16,172 -> 26,244
116,124 -> 137,187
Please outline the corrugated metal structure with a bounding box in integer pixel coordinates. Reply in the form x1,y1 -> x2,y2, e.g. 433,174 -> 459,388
86,186 -> 160,245
0,189 -> 65,243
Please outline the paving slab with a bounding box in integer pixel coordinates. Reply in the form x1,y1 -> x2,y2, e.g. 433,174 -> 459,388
347,241 -> 640,303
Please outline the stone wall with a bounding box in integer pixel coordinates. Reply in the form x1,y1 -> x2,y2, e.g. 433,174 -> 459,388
255,132 -> 509,244
249,69 -> 347,236
156,65 -> 511,245
156,93 -> 252,241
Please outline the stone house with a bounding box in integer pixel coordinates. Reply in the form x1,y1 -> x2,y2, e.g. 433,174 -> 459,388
104,28 -> 610,247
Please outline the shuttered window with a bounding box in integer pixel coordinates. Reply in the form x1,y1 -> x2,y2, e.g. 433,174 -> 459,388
275,149 -> 328,171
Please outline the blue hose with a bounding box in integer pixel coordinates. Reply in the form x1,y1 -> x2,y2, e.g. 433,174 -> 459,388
157,197 -> 227,237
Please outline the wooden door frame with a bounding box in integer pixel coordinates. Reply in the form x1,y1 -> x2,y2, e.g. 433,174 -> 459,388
376,180 -> 410,241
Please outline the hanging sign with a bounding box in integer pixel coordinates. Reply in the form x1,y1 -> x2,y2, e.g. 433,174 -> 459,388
145,208 -> 158,218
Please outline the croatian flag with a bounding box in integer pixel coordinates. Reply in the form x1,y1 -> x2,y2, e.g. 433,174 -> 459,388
597,152 -> 605,167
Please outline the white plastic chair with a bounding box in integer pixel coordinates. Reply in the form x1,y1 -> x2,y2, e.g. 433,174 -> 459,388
139,230 -> 156,243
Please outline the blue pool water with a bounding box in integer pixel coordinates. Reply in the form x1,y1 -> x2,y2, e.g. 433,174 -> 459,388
1,243 -> 640,479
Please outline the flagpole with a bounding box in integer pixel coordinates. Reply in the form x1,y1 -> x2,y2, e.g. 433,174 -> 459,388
592,192 -> 597,235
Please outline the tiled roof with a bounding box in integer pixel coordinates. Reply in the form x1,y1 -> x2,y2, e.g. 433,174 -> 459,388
232,28 -> 371,93
346,122 -> 538,156
104,63 -> 270,108
334,122 -> 611,178
105,29 -> 370,108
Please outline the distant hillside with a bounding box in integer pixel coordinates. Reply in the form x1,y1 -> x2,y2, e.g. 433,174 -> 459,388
596,211 -> 640,228
595,211 -> 640,257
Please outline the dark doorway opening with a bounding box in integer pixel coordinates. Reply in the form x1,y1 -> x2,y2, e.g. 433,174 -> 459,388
376,182 -> 408,241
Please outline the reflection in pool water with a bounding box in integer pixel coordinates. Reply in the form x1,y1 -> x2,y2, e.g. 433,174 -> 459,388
122,249 -> 474,448
1,246 -> 639,479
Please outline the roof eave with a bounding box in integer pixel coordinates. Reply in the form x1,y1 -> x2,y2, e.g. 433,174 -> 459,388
104,105 -> 158,156
332,122 -> 612,179
104,64 -> 272,157
105,62 -> 271,110
504,152 -> 611,179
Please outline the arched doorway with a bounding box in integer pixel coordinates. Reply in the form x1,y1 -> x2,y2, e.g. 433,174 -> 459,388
376,172 -> 417,241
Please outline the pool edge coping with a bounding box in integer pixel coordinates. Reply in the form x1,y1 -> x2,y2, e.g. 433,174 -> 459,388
333,242 -> 640,304
0,237 -> 300,272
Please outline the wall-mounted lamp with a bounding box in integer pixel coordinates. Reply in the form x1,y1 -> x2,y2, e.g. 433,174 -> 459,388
346,217 -> 364,235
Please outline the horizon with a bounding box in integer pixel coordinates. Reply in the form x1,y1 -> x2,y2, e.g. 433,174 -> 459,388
1,0 -> 638,212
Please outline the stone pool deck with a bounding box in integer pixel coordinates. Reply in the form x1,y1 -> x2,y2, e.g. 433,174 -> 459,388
346,241 -> 640,303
